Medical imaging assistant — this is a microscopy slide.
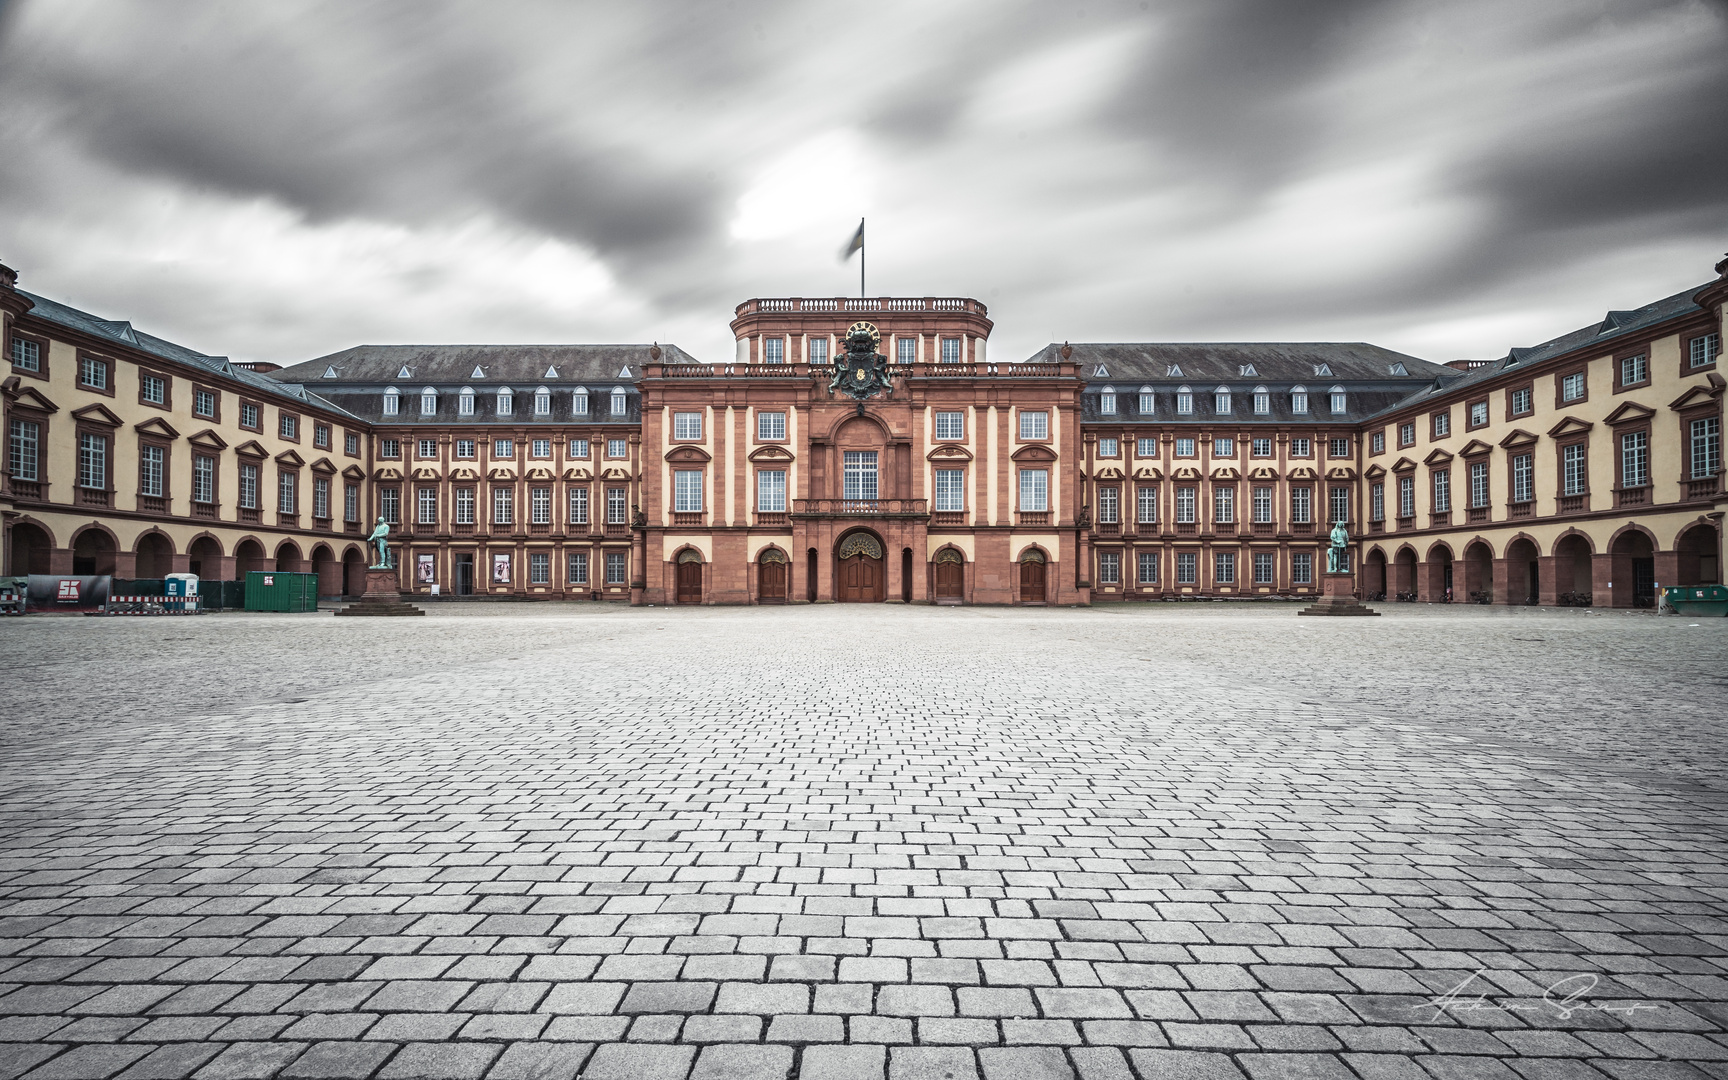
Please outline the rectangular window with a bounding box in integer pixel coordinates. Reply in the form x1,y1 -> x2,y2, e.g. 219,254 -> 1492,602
674,412 -> 703,440
1215,552 -> 1235,584
279,471 -> 298,515
9,337 -> 41,372
1290,390 -> 1307,414
610,391 -> 627,417
79,355 -> 108,390
417,486 -> 436,524
345,483 -> 360,523
455,487 -> 475,525
493,438 -> 513,459
279,414 -> 297,440
380,438 -> 400,459
497,391 -> 513,416
941,338 -> 962,364
1369,482 -> 1384,522
345,431 -> 361,456
8,419 -> 40,481
1176,390 -> 1194,414
568,551 -> 589,585
1561,371 -> 1586,402
1469,402 -> 1488,428
194,388 -> 216,418
1136,485 -> 1157,524
1370,431 -> 1384,454
1177,552 -> 1197,584
1691,333 -> 1722,368
1137,437 -> 1158,458
529,552 -> 550,585
1292,552 -> 1313,585
568,439 -> 589,458
1433,411 -> 1450,438
844,451 -> 879,501
1175,437 -> 1196,457
897,337 -> 917,364
1620,354 -> 1648,386
314,424 -> 331,450
139,444 -> 164,497
378,485 -> 399,524
807,338 -> 828,365
531,439 -> 551,459
240,402 -> 260,430
607,438 -> 627,459
1398,422 -> 1415,447
1562,443 -> 1587,495
1512,455 -> 1533,503
493,487 -> 513,525
1254,552 -> 1275,585
418,439 -> 437,459
1137,551 -> 1158,584
1329,438 -> 1350,459
1621,431 -> 1648,488
456,439 -> 475,459
757,411 -> 786,441
934,411 -> 964,441
1138,392 -> 1155,414
762,337 -> 784,364
1176,486 -> 1196,523
1291,486 -> 1312,524
1100,391 -> 1117,415
934,469 -> 964,513
758,470 -> 787,513
1098,437 -> 1118,458
606,552 -> 628,585
313,477 -> 330,519
1018,410 -> 1048,440
1213,486 -> 1234,524
531,486 -> 551,524
1329,486 -> 1349,524
1398,476 -> 1415,517
78,432 -> 106,489
1098,486 -> 1119,524
459,392 -> 476,416
1470,462 -> 1490,508
1019,468 -> 1048,512
1252,486 -> 1272,524
239,463 -> 259,509
140,373 -> 166,405
1692,417 -> 1722,479
1253,390 -> 1270,415
1252,438 -> 1272,457
1099,551 -> 1120,585
1290,437 -> 1311,458
383,391 -> 400,416
607,487 -> 628,524
568,486 -> 589,524
1330,391 -> 1347,414
571,391 -> 588,416
1214,391 -> 1231,414
1213,437 -> 1234,458
192,455 -> 214,504
674,470 -> 703,513
534,391 -> 550,416
1432,470 -> 1451,513
1510,387 -> 1532,415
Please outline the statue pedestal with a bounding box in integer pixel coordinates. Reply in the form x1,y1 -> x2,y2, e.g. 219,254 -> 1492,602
1298,572 -> 1380,616
335,568 -> 424,617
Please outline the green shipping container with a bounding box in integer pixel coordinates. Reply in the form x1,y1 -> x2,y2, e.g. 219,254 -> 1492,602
243,571 -> 321,613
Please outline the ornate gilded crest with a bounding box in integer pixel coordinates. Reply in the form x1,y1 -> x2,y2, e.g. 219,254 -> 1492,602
837,533 -> 883,560
826,321 -> 894,407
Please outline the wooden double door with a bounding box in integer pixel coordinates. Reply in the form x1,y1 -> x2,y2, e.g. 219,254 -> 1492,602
676,559 -> 702,603
935,556 -> 963,601
837,554 -> 883,602
1019,557 -> 1046,602
758,558 -> 787,603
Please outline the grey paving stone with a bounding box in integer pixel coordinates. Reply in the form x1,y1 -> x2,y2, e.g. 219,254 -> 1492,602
800,1046 -> 886,1080
688,1044 -> 792,1080
888,1047 -> 978,1080
979,1046 -> 1074,1080
278,1042 -> 395,1080
113,1045 -> 224,1080
375,1044 -> 499,1080
192,1042 -> 309,1080
480,1044 -> 592,1080
23,1046 -> 153,1080
1128,1050 -> 1251,1080
577,1044 -> 695,1080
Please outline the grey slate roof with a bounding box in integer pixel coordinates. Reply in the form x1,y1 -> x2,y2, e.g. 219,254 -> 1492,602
274,343 -> 696,386
1026,341 -> 1447,384
18,290 -> 359,419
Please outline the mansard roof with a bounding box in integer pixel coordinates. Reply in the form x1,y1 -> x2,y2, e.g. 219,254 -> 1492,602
1026,341 -> 1445,383
277,343 -> 698,386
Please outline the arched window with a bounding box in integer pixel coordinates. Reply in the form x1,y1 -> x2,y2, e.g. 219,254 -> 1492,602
1138,386 -> 1155,414
1291,385 -> 1309,414
1253,385 -> 1270,415
496,387 -> 513,416
1214,385 -> 1231,414
458,386 -> 475,416
1329,385 -> 1347,414
420,387 -> 437,416
534,386 -> 551,416
382,386 -> 399,416
1099,386 -> 1116,415
1176,385 -> 1193,415
610,387 -> 628,416
572,386 -> 589,415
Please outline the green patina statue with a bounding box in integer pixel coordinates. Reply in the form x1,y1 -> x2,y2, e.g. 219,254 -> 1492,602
1327,519 -> 1349,574
367,516 -> 393,569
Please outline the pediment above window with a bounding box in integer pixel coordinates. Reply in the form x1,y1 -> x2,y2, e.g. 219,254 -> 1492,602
311,457 -> 338,475
273,449 -> 304,467
750,444 -> 797,462
342,465 -> 367,481
924,443 -> 972,462
666,445 -> 712,464
1498,428 -> 1538,449
187,428 -> 228,451
1602,401 -> 1656,427
235,439 -> 269,459
1171,465 -> 1201,480
1,381 -> 59,413
71,402 -> 124,428
1132,465 -> 1164,480
1390,457 -> 1417,473
1669,378 -> 1725,412
486,466 -> 516,481
1208,465 -> 1240,481
562,467 -> 592,481
1362,463 -> 1386,480
1010,444 -> 1057,462
133,416 -> 181,440
1547,416 -> 1594,438
1458,438 -> 1494,458
1423,448 -> 1454,466
601,466 -> 631,480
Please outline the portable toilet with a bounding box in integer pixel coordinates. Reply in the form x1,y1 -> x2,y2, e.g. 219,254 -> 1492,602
164,573 -> 199,613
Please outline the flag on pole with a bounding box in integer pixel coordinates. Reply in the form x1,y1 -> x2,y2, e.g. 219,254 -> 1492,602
840,219 -> 864,261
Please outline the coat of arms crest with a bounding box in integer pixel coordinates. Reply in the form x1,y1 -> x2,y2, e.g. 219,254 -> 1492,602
827,321 -> 894,410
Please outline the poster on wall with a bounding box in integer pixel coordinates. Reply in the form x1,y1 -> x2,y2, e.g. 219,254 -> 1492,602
416,554 -> 435,584
492,553 -> 511,585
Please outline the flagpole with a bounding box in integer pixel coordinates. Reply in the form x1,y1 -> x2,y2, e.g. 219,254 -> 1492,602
860,218 -> 865,298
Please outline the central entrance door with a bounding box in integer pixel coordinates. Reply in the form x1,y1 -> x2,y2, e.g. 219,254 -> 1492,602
676,550 -> 703,604
758,549 -> 787,604
836,532 -> 884,602
934,549 -> 963,603
1019,549 -> 1047,603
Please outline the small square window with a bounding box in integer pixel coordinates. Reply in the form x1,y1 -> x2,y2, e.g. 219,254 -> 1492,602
79,355 -> 109,390
345,431 -> 361,456
1251,438 -> 1272,457
531,438 -> 551,459
762,337 -> 784,364
1432,411 -> 1450,438
1175,437 -> 1197,458
1619,354 -> 1648,387
568,438 -> 589,458
1136,437 -> 1158,458
1018,411 -> 1048,440
279,414 -> 298,440
1370,431 -> 1385,454
1290,437 -> 1311,458
1561,371 -> 1586,402
1398,422 -> 1415,447
607,438 -> 628,459
674,412 -> 703,440
140,373 -> 167,405
455,439 -> 476,459
1468,401 -> 1488,428
380,438 -> 400,459
8,336 -> 41,373
418,439 -> 437,459
934,412 -> 964,441
494,439 -> 513,459
757,411 -> 787,441
314,424 -> 331,449
1690,333 -> 1721,368
1098,437 -> 1118,458
194,388 -> 217,418
1329,438 -> 1349,459
1510,387 -> 1532,416
1213,438 -> 1234,457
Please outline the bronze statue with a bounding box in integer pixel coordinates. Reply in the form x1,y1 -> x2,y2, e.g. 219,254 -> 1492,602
1327,519 -> 1349,574
367,516 -> 393,569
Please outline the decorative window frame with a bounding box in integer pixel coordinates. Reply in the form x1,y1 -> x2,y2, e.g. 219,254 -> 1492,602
1504,380 -> 1534,421
1430,408 -> 1451,440
1683,330 -> 1720,376
133,368 -> 171,411
76,351 -> 115,397
71,403 -> 123,498
1465,397 -> 1490,431
1669,380 -> 1726,486
1613,348 -> 1652,395
1607,404 -> 1653,506
238,397 -> 263,432
1547,416 -> 1592,499
6,389 -> 56,489
190,383 -> 221,422
135,422 -> 176,505
1555,364 -> 1589,408
7,329 -> 49,380
277,410 -> 301,444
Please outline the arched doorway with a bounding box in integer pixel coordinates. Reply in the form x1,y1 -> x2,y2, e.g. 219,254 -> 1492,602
134,532 -> 174,579
8,522 -> 53,575
901,548 -> 913,603
1609,529 -> 1655,608
188,536 -> 224,580
1423,544 -> 1454,603
806,548 -> 818,603
235,538 -> 268,578
1019,547 -> 1047,603
310,544 -> 340,598
275,541 -> 302,573
1462,541 -> 1493,604
1504,537 -> 1540,606
72,528 -> 117,576
836,531 -> 884,602
1362,548 -> 1387,601
342,546 -> 367,596
934,548 -> 964,603
757,548 -> 787,604
1674,524 -> 1720,586
1553,533 -> 1593,605
675,549 -> 703,604
1392,547 -> 1417,600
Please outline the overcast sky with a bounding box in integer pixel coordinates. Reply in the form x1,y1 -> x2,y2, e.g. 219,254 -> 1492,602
1,0 -> 1725,368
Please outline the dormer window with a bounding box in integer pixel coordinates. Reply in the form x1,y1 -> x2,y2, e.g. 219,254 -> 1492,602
1176,386 -> 1193,415
496,387 -> 514,416
1099,387 -> 1116,415
572,387 -> 589,415
1214,386 -> 1231,414
322,365 -> 337,378
1329,385 -> 1346,414
1291,386 -> 1308,414
382,386 -> 400,416
1389,362 -> 1408,376
1138,386 -> 1154,414
1253,386 -> 1270,415
534,386 -> 551,416
1313,363 -> 1331,377
459,386 -> 475,416
1238,364 -> 1257,377
1166,364 -> 1183,377
420,387 -> 437,416
610,387 -> 627,416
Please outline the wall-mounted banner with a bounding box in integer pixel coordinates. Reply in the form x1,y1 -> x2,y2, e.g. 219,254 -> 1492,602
492,553 -> 512,585
27,575 -> 112,612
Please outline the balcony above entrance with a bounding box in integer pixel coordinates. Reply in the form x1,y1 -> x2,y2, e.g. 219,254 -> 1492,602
794,499 -> 928,518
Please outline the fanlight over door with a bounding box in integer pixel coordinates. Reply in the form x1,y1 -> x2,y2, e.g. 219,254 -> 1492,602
1019,548 -> 1047,603
758,548 -> 787,603
934,548 -> 964,601
836,533 -> 884,602
676,549 -> 703,604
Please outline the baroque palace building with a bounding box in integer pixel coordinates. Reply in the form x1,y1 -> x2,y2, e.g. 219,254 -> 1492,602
3,256 -> 1723,607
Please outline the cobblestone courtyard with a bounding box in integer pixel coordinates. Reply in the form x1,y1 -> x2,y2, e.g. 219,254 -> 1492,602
1,604 -> 1725,1080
